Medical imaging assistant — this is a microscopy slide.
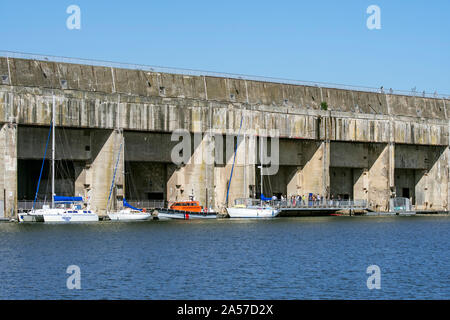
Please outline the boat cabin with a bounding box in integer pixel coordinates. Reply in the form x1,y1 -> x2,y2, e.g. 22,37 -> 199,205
170,201 -> 203,213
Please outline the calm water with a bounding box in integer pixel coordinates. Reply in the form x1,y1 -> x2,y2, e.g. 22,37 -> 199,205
0,216 -> 449,300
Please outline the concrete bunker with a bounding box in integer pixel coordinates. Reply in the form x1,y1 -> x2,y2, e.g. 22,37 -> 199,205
395,144 -> 447,210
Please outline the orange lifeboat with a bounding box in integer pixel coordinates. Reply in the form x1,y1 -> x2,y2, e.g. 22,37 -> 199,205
169,201 -> 203,213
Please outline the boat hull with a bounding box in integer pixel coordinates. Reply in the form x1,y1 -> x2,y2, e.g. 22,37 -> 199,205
42,213 -> 99,222
226,207 -> 279,218
18,214 -> 44,223
108,212 -> 151,221
19,209 -> 99,223
156,209 -> 217,220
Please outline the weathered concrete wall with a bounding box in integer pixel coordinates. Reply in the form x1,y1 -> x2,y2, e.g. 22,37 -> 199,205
125,162 -> 167,200
1,57 -> 449,213
330,167 -> 355,199
75,129 -> 123,214
367,144 -> 390,211
123,132 -> 175,162
300,141 -> 329,197
0,57 -> 448,145
167,133 -> 214,209
18,126 -> 90,160
330,142 -> 391,210
394,144 -> 448,210
217,134 -> 249,208
0,123 -> 17,218
426,147 -> 448,210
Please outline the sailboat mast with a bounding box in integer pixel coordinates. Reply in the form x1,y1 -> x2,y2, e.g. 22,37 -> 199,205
51,94 -> 55,209
260,137 -> 263,206
107,132 -> 123,212
243,114 -> 246,199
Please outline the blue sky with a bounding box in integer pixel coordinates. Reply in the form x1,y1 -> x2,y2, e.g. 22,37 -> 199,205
0,0 -> 449,94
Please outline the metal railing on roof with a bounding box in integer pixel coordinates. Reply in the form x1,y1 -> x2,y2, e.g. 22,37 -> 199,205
0,50 -> 448,100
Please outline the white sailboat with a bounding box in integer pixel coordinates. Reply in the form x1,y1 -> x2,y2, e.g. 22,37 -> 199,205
226,131 -> 280,219
19,95 -> 99,223
19,198 -> 99,223
106,135 -> 151,221
107,208 -> 151,221
107,201 -> 151,221
226,199 -> 279,218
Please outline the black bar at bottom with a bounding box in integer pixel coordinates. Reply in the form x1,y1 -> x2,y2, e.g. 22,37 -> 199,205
0,300 -> 448,319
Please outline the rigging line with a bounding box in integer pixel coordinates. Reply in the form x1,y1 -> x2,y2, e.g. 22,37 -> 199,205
43,165 -> 51,202
130,160 -> 143,202
124,162 -> 131,200
56,127 -> 72,188
225,116 -> 244,206
61,127 -> 75,182
53,135 -> 66,196
107,140 -> 123,211
132,162 -> 145,201
123,141 -> 139,201
55,131 -> 63,180
32,124 -> 52,210
121,144 -> 131,201
127,162 -> 138,201
267,172 -> 273,196
132,168 -> 143,204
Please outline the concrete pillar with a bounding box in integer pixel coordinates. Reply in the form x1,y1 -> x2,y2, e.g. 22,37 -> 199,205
387,107 -> 396,204
424,146 -> 448,211
446,99 -> 449,212
388,143 -> 395,196
278,139 -> 303,197
212,133 -> 257,210
367,144 -> 391,211
215,134 -> 239,210
74,162 -> 86,200
301,141 -> 330,197
167,132 -> 215,209
287,166 -> 302,197
353,168 -> 368,202
323,140 -> 330,197
0,123 -> 17,219
244,134 -> 257,198
75,129 -> 124,215
205,132 -> 215,210
166,166 -> 183,204
448,146 -> 450,211
415,169 -> 427,209
226,134 -> 246,207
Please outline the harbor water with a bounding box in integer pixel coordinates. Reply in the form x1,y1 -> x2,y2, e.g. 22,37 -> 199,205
0,216 -> 449,299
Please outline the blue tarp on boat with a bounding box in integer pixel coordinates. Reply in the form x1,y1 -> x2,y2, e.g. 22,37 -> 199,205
260,194 -> 272,201
123,199 -> 143,211
54,196 -> 83,203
